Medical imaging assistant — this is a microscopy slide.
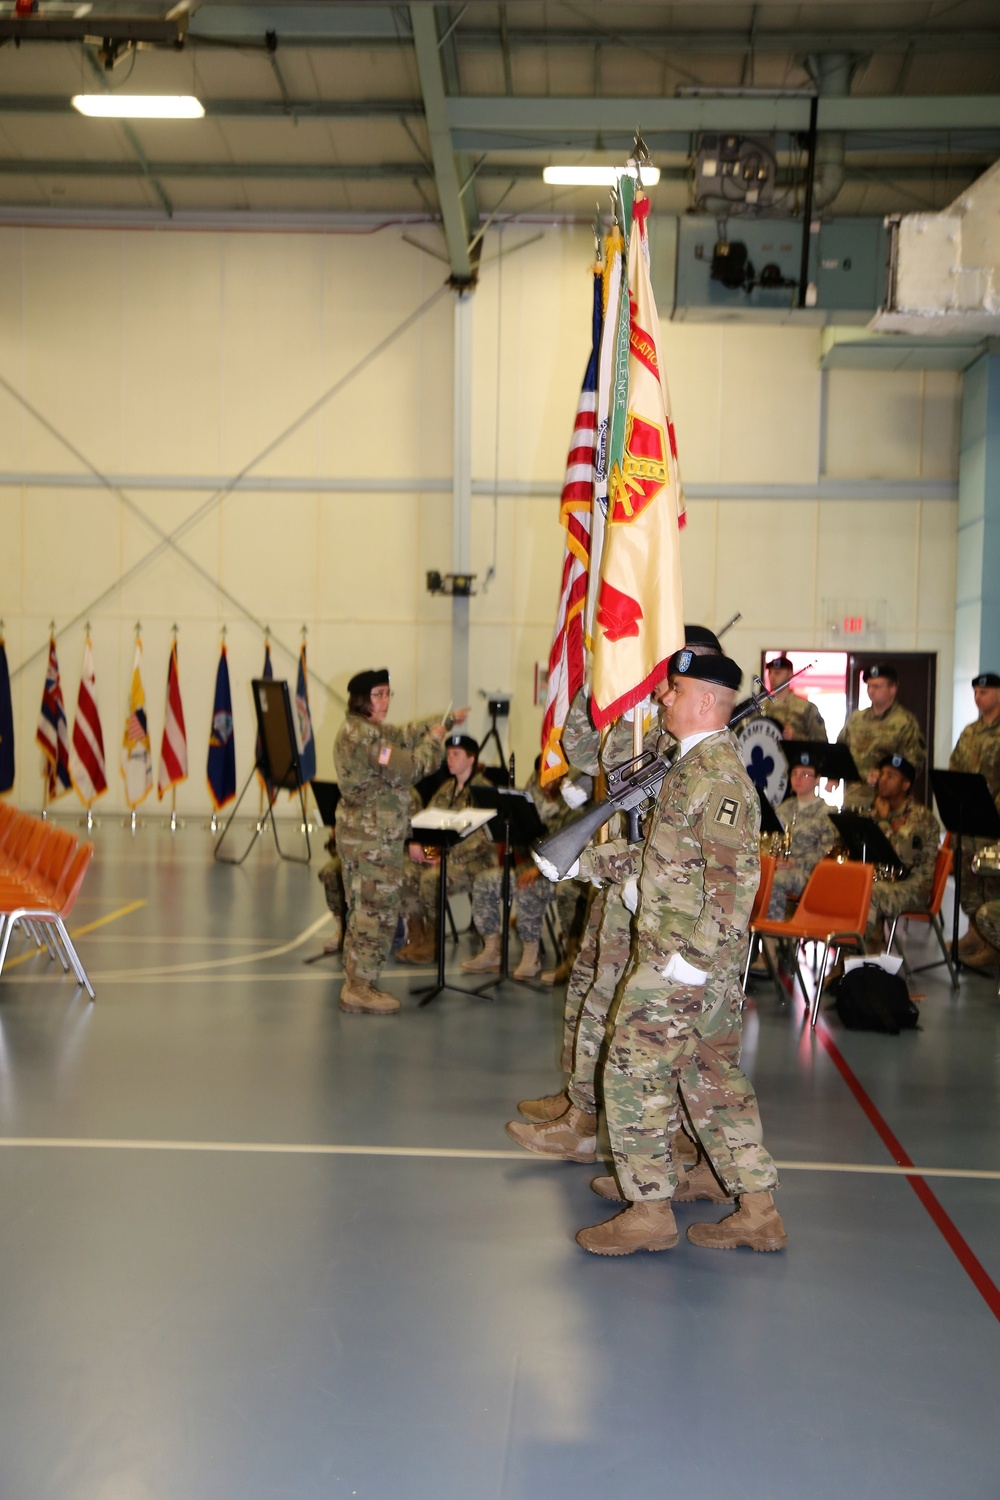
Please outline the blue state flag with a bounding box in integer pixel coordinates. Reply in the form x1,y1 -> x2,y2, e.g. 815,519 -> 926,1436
294,644 -> 316,785
0,638 -> 14,794
207,645 -> 237,810
255,642 -> 273,787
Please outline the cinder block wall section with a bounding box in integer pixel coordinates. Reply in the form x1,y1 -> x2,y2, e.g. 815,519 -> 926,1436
0,223 -> 960,814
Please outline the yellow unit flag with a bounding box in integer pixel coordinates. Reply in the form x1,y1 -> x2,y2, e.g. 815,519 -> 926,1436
590,192 -> 685,729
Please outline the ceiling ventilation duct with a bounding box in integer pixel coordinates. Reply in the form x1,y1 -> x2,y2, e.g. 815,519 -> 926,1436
872,158 -> 1000,336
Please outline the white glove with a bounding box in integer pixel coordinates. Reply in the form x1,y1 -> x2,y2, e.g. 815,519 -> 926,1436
662,952 -> 708,986
621,878 -> 639,914
532,852 -> 580,883
560,780 -> 588,810
622,696 -> 652,724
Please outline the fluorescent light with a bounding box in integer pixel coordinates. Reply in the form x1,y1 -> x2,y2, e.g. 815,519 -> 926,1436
71,95 -> 205,120
543,164 -> 661,187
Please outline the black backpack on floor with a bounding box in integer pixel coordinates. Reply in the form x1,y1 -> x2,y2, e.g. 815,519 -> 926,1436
829,963 -> 920,1035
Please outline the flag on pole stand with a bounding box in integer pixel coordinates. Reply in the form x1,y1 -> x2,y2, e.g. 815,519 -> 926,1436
69,636 -> 108,808
0,632 -> 15,795
207,642 -> 237,812
586,220 -> 626,651
539,257 -> 603,784
121,638 -> 153,810
294,641 -> 316,786
590,182 -> 685,728
157,637 -> 188,800
36,635 -> 72,803
254,639 -> 274,791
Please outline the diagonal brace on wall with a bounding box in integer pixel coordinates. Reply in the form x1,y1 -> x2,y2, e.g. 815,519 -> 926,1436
409,5 -> 478,287
1,282 -> 450,697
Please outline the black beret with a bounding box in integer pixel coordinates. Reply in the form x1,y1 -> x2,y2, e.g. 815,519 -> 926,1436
768,655 -> 793,672
863,663 -> 897,684
347,667 -> 390,698
973,672 -> 1000,689
446,734 -> 479,756
684,623 -> 721,651
789,749 -> 818,769
878,753 -> 915,782
668,649 -> 742,691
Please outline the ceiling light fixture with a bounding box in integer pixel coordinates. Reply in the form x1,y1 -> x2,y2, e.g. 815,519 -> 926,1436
71,95 -> 205,120
542,164 -> 661,187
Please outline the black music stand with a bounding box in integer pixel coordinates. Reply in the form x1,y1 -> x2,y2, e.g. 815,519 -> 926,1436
783,741 -> 860,786
470,768 -> 548,993
759,788 -> 785,837
410,822 -> 494,1007
214,678 -> 312,866
829,812 -> 907,877
311,780 -> 341,828
930,769 -> 1000,967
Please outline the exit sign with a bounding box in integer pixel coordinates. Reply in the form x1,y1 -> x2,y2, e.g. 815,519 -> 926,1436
843,616 -> 865,634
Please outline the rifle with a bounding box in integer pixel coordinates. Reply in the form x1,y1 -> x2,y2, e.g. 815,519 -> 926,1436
533,659 -> 816,878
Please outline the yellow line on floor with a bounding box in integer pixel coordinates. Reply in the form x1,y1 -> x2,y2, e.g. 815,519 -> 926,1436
3,899 -> 147,969
0,1137 -> 995,1179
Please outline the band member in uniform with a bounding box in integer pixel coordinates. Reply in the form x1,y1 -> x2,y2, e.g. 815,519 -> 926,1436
836,664 -> 926,812
766,750 -> 837,918
949,672 -> 1000,966
867,754 -> 940,947
758,655 -> 827,740
396,734 -> 494,965
333,669 -> 466,1015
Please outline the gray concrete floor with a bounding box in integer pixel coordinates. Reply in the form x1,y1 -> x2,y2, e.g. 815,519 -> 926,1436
0,822 -> 997,1500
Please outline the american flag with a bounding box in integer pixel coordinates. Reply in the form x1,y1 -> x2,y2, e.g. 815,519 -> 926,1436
36,636 -> 72,800
69,638 -> 108,806
157,640 -> 188,798
539,263 -> 603,784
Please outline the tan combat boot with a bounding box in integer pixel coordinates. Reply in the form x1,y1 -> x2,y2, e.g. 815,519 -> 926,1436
672,1157 -> 733,1204
513,941 -> 541,980
339,977 -> 401,1015
460,933 -> 501,973
958,925 -> 985,958
686,1190 -> 788,1251
517,1089 -> 569,1122
540,948 -> 577,985
673,1128 -> 699,1167
505,1105 -> 598,1162
576,1200 -> 679,1255
590,1174 -> 625,1202
395,918 -> 429,964
322,915 -> 344,955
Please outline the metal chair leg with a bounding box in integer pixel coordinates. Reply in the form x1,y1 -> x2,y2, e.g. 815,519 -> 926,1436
931,913 -> 960,989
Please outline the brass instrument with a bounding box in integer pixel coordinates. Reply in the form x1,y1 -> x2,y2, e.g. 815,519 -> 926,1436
760,828 -> 792,859
972,842 -> 1000,875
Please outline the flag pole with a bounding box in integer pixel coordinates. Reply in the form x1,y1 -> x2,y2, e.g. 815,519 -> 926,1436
169,624 -> 182,831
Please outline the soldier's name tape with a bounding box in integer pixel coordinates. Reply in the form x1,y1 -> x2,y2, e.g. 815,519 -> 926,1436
0,1136 -> 995,1179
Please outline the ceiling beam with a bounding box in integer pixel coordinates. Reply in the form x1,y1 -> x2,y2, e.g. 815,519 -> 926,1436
447,95 -> 1000,138
409,5 -> 475,286
0,95 -> 425,121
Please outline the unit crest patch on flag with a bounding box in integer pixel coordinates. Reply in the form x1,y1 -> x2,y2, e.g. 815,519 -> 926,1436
608,414 -> 668,524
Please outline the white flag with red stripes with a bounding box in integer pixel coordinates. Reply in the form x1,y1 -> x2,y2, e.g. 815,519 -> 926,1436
158,640 -> 188,798
539,262 -> 602,784
69,638 -> 108,807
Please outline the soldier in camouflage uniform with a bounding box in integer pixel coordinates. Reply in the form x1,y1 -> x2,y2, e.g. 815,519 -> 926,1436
949,672 -> 1000,963
767,753 -> 837,918
836,663 -> 926,812
867,754 -> 940,945
568,650 -> 785,1256
973,900 -> 1000,956
750,654 -> 827,741
333,668 -> 465,1015
317,833 -> 346,953
396,735 -> 495,965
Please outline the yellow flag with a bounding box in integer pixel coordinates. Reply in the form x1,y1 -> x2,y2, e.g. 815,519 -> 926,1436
590,193 -> 685,728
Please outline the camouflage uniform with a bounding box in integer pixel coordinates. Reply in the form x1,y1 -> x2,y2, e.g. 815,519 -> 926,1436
400,772 -> 496,930
319,851 -> 345,920
756,690 -> 827,742
949,715 -> 1000,917
838,701 -> 926,812
974,900 -> 1000,951
767,794 -> 837,917
868,797 -> 940,937
579,730 -> 777,1202
469,784 -> 579,946
333,712 -> 446,983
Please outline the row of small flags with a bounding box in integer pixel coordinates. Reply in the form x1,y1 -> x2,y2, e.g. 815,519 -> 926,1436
0,634 -> 316,812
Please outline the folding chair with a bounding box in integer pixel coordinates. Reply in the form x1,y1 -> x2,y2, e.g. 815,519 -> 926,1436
885,844 -> 958,989
0,843 -> 96,997
752,859 -> 875,1026
742,855 -> 776,988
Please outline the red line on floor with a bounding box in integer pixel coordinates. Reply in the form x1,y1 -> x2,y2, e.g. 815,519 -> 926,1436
813,1015 -> 1000,1323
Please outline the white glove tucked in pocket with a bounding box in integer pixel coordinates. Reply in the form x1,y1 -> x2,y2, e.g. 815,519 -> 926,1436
662,952 -> 708,986
621,878 -> 639,914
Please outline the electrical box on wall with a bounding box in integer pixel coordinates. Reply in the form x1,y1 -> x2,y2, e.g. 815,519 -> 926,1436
667,216 -> 887,322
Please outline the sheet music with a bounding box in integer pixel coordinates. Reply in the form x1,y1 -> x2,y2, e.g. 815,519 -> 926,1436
411,808 -> 496,838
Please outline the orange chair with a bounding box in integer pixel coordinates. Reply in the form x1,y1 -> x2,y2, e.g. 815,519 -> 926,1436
0,814 -> 33,876
0,843 -> 95,997
742,855 -> 776,987
751,858 -> 875,1025
885,844 -> 958,989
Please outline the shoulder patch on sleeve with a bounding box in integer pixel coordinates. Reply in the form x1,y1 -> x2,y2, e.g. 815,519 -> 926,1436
378,744 -> 393,766
705,784 -> 749,848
